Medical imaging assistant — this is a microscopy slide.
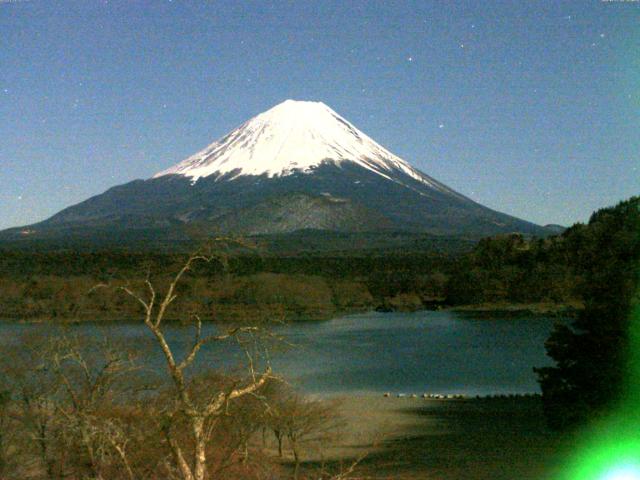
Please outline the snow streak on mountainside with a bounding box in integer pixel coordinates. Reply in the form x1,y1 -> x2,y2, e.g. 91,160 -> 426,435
154,99 -> 458,197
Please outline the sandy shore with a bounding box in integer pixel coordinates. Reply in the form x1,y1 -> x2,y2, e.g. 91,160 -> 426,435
278,394 -> 574,479
322,394 -> 439,458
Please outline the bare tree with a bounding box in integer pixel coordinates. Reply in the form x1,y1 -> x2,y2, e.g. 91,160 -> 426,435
285,396 -> 343,479
0,331 -> 147,480
97,248 -> 275,480
83,416 -> 137,480
261,383 -> 344,480
43,333 -> 144,480
2,333 -> 64,479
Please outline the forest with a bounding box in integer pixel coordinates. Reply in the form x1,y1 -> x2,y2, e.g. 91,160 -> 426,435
0,210 -> 609,323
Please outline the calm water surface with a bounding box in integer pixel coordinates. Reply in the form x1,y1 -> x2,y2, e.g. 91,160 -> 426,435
1,311 -> 561,396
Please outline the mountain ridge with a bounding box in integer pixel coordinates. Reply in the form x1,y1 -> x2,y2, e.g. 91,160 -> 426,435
0,100 -> 554,248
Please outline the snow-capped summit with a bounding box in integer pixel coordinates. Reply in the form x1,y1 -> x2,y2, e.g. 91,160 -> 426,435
153,100 -> 446,192
1,99 -> 552,247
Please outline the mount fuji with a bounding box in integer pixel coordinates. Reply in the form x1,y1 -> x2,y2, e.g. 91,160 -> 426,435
1,100 -> 551,248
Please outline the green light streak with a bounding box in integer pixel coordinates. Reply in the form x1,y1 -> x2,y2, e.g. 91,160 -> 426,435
559,305 -> 640,480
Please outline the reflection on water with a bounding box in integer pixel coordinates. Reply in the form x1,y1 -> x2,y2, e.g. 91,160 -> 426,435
1,310 -> 561,396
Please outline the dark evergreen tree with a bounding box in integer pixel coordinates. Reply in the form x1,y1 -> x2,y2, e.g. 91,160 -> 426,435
535,197 -> 640,430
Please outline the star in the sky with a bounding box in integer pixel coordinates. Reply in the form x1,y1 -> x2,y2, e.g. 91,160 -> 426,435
407,56 -> 413,62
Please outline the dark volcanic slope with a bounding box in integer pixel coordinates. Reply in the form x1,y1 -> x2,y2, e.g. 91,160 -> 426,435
1,162 -> 548,245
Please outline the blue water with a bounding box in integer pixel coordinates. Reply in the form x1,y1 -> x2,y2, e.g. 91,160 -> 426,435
0,310 -> 561,396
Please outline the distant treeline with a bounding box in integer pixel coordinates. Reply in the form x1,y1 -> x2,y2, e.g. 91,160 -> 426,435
3,198 -> 635,322
445,229 -> 583,307
0,250 -> 453,322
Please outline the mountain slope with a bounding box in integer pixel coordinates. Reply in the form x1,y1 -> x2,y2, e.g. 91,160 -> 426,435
153,99 -> 462,197
0,100 -> 552,247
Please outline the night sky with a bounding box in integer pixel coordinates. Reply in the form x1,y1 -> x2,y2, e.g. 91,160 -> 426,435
1,0 -> 638,230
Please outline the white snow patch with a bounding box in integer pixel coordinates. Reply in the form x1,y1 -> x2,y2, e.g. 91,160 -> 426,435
153,99 -> 458,197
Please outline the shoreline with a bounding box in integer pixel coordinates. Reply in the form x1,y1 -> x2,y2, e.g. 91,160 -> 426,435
2,300 -> 581,325
448,301 -> 582,317
287,393 -> 569,479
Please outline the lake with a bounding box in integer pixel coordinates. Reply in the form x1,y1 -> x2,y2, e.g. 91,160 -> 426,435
0,310 -> 561,396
